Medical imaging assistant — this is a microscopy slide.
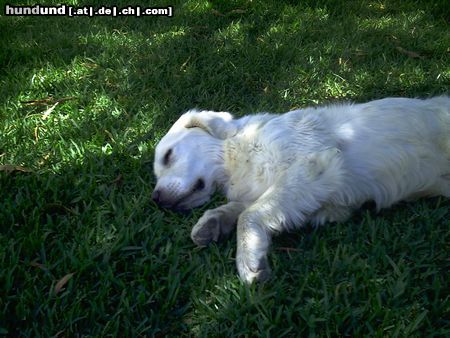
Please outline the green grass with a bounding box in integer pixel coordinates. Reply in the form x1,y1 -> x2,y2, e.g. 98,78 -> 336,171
1,0 -> 449,336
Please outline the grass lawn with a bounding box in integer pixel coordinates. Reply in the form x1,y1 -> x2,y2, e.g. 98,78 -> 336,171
1,0 -> 449,336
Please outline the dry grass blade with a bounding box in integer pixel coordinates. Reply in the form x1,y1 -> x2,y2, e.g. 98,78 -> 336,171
111,174 -> 123,185
229,9 -> 246,14
29,261 -> 49,271
211,9 -> 224,16
0,165 -> 33,173
21,96 -> 76,106
396,46 -> 424,59
42,102 -> 59,120
180,56 -> 191,71
54,273 -> 75,295
211,8 -> 246,16
21,97 -> 54,106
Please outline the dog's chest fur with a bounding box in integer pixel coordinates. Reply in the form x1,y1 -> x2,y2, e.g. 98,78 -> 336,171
223,120 -> 297,203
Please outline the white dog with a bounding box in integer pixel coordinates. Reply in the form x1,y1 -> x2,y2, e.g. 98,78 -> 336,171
152,97 -> 450,283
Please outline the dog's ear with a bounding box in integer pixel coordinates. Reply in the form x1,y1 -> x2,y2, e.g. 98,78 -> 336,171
181,110 -> 238,139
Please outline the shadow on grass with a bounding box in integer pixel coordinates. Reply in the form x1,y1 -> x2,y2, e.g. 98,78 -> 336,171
0,149 -> 203,335
1,0 -> 448,111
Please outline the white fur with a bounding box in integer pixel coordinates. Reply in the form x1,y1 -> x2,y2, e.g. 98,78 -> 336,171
153,97 -> 450,283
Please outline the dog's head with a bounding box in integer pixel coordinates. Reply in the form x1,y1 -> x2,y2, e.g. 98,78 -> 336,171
152,109 -> 237,210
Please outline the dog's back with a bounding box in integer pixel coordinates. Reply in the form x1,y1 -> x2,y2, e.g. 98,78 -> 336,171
227,96 -> 450,214
291,97 -> 450,211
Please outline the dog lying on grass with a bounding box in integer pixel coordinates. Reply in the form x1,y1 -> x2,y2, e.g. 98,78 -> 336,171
152,96 -> 450,283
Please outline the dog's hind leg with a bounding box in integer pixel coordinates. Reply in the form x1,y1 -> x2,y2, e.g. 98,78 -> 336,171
435,174 -> 450,197
191,201 -> 246,246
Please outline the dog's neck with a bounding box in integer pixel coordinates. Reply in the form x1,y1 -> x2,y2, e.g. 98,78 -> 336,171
206,138 -> 229,193
214,114 -> 277,195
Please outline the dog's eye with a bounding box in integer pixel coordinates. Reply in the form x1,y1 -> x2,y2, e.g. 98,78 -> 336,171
163,148 -> 172,166
194,178 -> 205,191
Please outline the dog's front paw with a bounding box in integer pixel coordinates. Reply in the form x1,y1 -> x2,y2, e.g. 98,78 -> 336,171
191,212 -> 221,247
236,248 -> 271,284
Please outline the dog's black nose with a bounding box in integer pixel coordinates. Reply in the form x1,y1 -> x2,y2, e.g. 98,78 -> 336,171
152,189 -> 161,204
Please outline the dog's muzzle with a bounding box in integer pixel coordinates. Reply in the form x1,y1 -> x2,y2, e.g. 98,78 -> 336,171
151,189 -> 173,208
151,188 -> 186,210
